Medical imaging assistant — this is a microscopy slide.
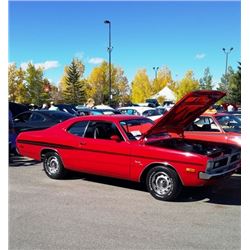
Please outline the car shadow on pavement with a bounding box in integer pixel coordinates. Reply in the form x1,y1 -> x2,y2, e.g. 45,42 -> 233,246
67,171 -> 146,192
66,171 -> 240,205
9,155 -> 40,167
177,175 -> 241,206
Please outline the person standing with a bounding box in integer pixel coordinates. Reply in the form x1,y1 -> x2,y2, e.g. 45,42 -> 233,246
49,102 -> 58,111
41,103 -> 49,110
227,104 -> 234,112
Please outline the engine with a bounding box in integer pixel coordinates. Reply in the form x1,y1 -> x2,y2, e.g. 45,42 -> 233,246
147,138 -> 239,158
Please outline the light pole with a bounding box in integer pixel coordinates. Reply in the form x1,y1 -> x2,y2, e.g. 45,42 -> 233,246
104,20 -> 113,106
222,47 -> 233,76
153,66 -> 159,80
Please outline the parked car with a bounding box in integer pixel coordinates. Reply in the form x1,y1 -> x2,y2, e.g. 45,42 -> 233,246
16,90 -> 240,201
54,104 -> 78,116
9,102 -> 29,117
163,101 -> 175,111
117,106 -> 162,121
76,108 -> 121,116
146,98 -> 160,107
222,111 -> 241,120
13,110 -> 74,135
185,112 -> 241,147
156,106 -> 168,115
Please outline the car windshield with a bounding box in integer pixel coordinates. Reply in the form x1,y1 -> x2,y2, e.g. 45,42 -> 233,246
215,115 -> 241,133
120,118 -> 154,140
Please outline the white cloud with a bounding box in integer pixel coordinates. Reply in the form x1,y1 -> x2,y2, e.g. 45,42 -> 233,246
20,60 -> 59,71
88,57 -> 104,64
195,53 -> 206,60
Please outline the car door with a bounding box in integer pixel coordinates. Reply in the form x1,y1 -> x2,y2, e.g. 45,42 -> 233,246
66,120 -> 132,179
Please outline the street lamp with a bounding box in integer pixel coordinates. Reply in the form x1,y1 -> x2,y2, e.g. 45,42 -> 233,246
153,66 -> 159,80
104,20 -> 113,106
222,47 -> 233,76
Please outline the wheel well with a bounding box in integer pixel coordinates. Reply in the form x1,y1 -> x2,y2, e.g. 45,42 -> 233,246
40,149 -> 57,161
140,163 -> 182,185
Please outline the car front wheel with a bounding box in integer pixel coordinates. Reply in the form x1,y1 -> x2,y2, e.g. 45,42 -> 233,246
43,152 -> 67,179
146,166 -> 182,201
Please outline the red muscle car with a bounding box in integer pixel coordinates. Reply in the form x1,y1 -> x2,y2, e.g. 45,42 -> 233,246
184,112 -> 241,147
16,91 -> 241,201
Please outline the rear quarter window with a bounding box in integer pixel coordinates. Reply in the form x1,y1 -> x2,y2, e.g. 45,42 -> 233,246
67,121 -> 89,137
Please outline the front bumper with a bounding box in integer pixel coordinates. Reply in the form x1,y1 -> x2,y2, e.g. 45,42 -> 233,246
199,162 -> 240,180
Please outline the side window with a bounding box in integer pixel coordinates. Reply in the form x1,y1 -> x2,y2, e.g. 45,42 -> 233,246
192,117 -> 219,132
84,121 -> 123,140
15,112 -> 32,122
30,113 -> 45,122
67,121 -> 88,137
126,109 -> 134,115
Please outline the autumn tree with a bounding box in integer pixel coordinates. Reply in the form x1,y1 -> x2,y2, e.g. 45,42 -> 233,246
110,67 -> 131,105
62,59 -> 86,104
151,66 -> 174,95
86,62 -> 108,104
87,61 -> 130,106
175,70 -> 200,101
131,69 -> 152,103
199,67 -> 213,90
8,63 -> 27,103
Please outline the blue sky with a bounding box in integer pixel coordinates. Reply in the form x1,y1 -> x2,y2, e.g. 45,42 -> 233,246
9,0 -> 241,87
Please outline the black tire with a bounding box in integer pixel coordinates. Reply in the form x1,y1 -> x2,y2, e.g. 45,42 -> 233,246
43,152 -> 67,179
146,166 -> 182,201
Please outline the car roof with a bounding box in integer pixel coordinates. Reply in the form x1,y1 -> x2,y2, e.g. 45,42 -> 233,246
118,106 -> 155,111
62,114 -> 149,123
14,110 -> 74,117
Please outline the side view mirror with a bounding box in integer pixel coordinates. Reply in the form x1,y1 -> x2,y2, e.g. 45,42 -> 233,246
110,135 -> 121,142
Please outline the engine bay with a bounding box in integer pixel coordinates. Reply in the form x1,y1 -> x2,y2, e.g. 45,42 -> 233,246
147,138 -> 239,158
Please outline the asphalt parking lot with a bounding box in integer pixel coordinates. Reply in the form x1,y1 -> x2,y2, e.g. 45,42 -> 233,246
9,156 -> 241,250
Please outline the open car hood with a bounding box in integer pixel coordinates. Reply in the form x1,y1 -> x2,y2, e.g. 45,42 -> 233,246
143,90 -> 226,138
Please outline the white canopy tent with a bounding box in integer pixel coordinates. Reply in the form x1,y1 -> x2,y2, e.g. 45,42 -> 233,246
150,86 -> 176,101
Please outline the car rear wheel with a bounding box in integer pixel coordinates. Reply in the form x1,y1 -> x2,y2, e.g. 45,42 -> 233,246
43,152 -> 67,179
146,166 -> 182,201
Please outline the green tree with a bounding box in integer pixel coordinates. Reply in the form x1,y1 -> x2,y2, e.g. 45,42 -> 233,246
231,62 -> 241,105
25,63 -> 49,105
131,69 -> 152,103
63,59 -> 86,104
175,70 -> 200,101
59,58 -> 85,94
8,64 -> 27,103
199,67 -> 213,90
217,64 -> 241,104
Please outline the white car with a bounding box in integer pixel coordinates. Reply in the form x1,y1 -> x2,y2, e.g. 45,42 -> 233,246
117,106 -> 162,121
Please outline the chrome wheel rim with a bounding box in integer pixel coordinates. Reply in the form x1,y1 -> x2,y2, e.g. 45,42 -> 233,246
46,156 -> 60,174
150,171 -> 173,196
